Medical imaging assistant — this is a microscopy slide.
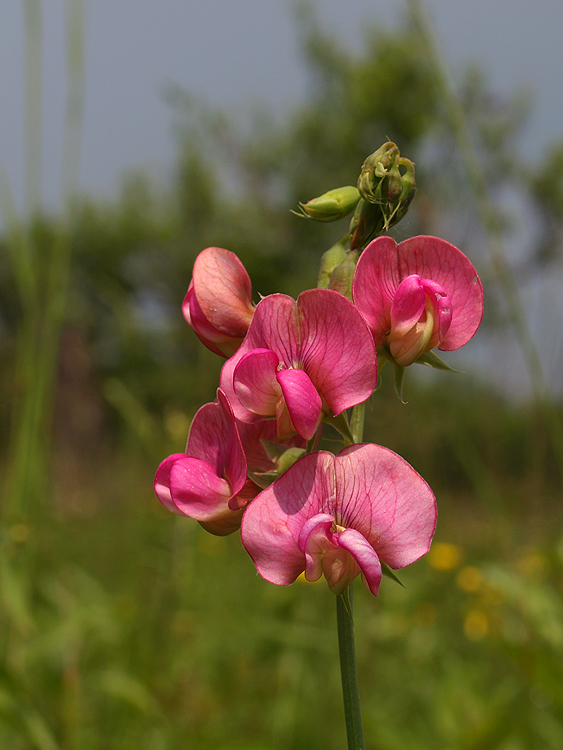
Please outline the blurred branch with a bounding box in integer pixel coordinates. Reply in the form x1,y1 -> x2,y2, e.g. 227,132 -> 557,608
4,0 -> 86,520
407,0 -> 563,484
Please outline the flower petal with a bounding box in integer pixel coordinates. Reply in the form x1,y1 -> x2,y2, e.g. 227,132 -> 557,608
182,282 -> 242,357
191,247 -> 254,337
390,275 -> 426,336
352,235 -> 400,346
421,279 -> 452,348
335,443 -> 436,569
396,236 -> 483,351
233,348 -> 281,416
353,235 -> 483,353
297,289 -> 377,415
241,452 -> 335,585
297,513 -> 335,581
169,456 -> 232,520
337,529 -> 382,596
242,446 -> 436,596
239,294 -> 301,364
187,390 -> 247,496
154,453 -> 188,515
276,367 -> 322,440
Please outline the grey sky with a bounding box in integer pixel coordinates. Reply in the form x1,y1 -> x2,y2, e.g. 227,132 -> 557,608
1,0 -> 563,397
1,0 -> 562,214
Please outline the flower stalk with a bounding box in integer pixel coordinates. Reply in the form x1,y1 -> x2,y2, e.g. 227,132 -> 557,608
337,399 -> 367,749
337,584 -> 365,750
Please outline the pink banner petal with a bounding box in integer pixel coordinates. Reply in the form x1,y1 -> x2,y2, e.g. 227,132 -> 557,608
297,289 -> 377,415
241,452 -> 334,585
352,236 -> 400,346
397,236 -> 483,351
242,445 -> 436,596
187,391 -> 247,496
183,283 -> 240,357
240,294 -> 301,364
222,290 -> 376,426
335,443 -> 436,569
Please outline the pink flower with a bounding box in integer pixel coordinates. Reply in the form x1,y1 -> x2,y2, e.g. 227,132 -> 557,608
154,390 -> 257,535
241,444 -> 436,596
183,247 -> 254,358
220,289 -> 377,441
352,236 -> 484,367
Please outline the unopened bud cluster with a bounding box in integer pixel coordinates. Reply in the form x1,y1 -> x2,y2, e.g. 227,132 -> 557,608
296,141 -> 416,254
352,142 -> 416,249
296,142 -> 418,295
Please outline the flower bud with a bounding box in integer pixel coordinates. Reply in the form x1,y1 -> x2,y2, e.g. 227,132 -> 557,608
317,237 -> 348,288
296,185 -> 360,222
328,250 -> 360,300
183,247 -> 254,358
354,142 -> 417,241
358,142 -> 400,202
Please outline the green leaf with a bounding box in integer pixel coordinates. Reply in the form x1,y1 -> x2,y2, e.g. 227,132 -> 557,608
415,350 -> 463,372
247,470 -> 278,489
381,561 -> 405,588
393,363 -> 407,403
323,412 -> 354,445
259,438 -> 286,462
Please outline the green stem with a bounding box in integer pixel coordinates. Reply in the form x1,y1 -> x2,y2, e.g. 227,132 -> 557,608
335,402 -> 367,748
350,402 -> 366,445
337,585 -> 365,750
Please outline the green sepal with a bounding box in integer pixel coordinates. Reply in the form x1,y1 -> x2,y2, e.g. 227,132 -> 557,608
374,353 -> 388,392
276,446 -> 307,472
318,236 -> 348,289
415,350 -> 464,373
393,364 -> 407,404
323,411 -> 354,445
260,439 -> 287,463
252,444 -> 307,488
381,561 -> 405,588
327,249 -> 360,300
247,470 -> 278,490
249,447 -> 306,489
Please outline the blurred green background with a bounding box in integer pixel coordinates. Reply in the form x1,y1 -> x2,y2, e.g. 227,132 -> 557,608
1,3 -> 563,749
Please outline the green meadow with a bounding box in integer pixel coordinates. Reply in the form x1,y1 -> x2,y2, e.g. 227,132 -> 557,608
1,5 -> 562,748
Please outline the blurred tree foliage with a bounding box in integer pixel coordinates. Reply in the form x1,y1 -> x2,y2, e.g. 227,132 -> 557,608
1,10 -> 563,749
1,10 -> 561,470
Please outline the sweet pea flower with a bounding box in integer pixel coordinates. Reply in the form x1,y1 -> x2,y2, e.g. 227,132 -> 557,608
154,390 -> 257,535
183,247 -> 255,358
352,236 -> 484,367
220,289 -> 377,441
241,444 -> 436,596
